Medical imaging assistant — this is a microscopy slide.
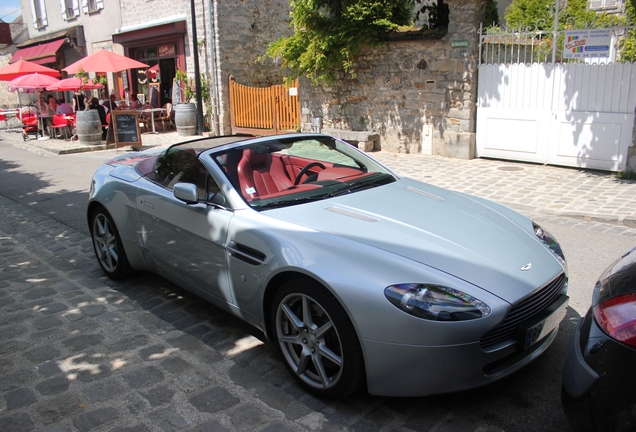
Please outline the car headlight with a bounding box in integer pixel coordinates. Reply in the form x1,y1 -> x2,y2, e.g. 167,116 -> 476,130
533,222 -> 566,266
384,283 -> 491,321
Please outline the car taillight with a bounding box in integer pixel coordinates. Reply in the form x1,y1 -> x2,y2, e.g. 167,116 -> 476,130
593,292 -> 636,348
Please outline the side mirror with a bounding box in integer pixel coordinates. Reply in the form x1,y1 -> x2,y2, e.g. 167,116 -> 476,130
173,182 -> 198,204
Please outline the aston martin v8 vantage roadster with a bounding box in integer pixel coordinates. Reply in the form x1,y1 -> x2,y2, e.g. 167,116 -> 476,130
88,133 -> 568,398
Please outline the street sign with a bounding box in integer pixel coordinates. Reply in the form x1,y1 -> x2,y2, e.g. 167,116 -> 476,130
563,29 -> 611,59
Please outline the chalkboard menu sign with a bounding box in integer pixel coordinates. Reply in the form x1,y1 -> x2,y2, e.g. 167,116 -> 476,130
108,111 -> 142,150
149,82 -> 160,108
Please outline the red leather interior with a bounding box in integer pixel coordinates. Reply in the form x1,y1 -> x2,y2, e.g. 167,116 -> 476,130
237,148 -> 294,199
234,148 -> 365,202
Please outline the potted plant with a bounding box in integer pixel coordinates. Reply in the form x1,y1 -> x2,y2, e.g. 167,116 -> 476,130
173,68 -> 197,136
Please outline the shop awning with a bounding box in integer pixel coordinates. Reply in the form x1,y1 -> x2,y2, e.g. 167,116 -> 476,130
10,39 -> 65,65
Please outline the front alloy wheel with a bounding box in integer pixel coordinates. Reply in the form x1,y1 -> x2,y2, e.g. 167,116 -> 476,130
272,278 -> 364,398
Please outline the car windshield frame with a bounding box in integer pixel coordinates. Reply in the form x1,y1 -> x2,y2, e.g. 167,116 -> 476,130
210,135 -> 397,210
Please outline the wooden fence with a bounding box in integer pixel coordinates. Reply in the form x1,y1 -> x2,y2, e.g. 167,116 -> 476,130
229,75 -> 300,135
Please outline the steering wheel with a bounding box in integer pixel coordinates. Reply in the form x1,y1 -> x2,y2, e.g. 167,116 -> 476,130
294,162 -> 326,185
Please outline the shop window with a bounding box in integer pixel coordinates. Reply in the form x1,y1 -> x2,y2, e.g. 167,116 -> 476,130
82,0 -> 104,14
31,0 -> 48,29
61,0 -> 80,20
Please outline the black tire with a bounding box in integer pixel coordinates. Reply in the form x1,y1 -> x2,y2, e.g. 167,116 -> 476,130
271,277 -> 365,398
90,206 -> 132,280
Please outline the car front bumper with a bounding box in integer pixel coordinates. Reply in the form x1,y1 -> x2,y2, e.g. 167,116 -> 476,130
363,312 -> 564,397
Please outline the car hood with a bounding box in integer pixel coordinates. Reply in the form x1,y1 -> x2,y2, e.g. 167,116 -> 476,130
267,178 -> 564,304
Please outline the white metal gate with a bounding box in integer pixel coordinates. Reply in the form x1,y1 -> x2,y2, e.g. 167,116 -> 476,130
477,23 -> 636,171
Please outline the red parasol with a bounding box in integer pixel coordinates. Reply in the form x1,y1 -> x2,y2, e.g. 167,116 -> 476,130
46,77 -> 104,91
63,49 -> 149,74
8,73 -> 60,90
0,59 -> 61,81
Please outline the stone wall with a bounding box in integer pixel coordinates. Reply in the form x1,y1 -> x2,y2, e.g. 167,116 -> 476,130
0,53 -> 16,108
0,16 -> 30,109
300,0 -> 487,157
213,0 -> 292,134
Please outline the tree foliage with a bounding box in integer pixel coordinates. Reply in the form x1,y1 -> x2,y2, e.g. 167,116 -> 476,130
485,0 -> 500,27
620,0 -> 636,61
265,0 -> 415,84
504,0 -> 632,31
504,0 -> 635,62
505,0 -> 603,30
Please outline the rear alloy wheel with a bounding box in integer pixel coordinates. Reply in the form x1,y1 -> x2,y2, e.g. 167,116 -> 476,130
90,206 -> 132,279
272,278 -> 365,398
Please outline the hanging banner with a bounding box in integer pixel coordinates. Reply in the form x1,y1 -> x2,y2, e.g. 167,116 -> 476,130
563,29 -> 611,59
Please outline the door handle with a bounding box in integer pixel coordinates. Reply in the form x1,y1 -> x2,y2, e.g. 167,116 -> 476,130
141,199 -> 154,209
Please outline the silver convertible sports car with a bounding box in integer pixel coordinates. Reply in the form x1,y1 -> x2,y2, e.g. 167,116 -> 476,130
88,133 -> 569,398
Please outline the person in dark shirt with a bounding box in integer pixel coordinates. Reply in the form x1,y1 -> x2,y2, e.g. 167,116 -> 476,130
102,94 -> 117,113
89,97 -> 108,140
73,92 -> 85,112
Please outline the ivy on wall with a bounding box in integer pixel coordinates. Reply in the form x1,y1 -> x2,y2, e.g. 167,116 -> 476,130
264,0 -> 450,85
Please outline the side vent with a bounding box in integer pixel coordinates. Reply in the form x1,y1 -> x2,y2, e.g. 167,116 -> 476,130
228,243 -> 266,266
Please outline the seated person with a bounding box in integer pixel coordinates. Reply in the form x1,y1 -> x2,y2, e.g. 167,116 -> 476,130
35,95 -> 48,114
89,97 -> 108,140
46,95 -> 58,115
140,102 -> 154,119
102,94 -> 118,112
129,98 -> 140,110
56,96 -> 74,115
45,95 -> 59,134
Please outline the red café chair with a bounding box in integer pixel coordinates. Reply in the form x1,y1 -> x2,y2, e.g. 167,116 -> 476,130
51,114 -> 71,140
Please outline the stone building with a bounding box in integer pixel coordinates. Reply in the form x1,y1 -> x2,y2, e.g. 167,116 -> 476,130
300,0 -> 488,158
114,0 -> 291,130
5,0 -> 489,159
0,15 -> 29,107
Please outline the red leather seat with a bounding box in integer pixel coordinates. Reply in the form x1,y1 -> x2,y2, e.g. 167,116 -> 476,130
237,148 -> 293,200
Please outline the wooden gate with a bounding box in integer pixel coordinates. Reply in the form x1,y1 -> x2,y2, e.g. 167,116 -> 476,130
229,75 -> 300,136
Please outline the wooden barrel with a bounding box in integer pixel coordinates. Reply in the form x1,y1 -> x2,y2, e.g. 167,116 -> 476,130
76,110 -> 102,145
174,103 -> 197,137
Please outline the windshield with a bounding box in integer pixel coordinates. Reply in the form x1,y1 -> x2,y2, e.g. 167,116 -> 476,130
213,136 -> 396,210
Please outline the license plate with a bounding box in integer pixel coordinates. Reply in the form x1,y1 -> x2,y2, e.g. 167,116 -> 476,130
517,295 -> 569,349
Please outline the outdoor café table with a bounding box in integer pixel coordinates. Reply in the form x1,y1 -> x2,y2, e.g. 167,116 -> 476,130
139,107 -> 165,134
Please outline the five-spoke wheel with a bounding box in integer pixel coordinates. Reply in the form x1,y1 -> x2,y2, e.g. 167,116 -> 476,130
272,278 -> 364,398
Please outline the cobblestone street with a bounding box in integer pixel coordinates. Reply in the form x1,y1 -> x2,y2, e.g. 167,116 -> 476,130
1,129 -> 636,431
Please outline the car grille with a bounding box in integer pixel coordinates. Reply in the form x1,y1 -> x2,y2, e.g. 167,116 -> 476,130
480,273 -> 566,350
